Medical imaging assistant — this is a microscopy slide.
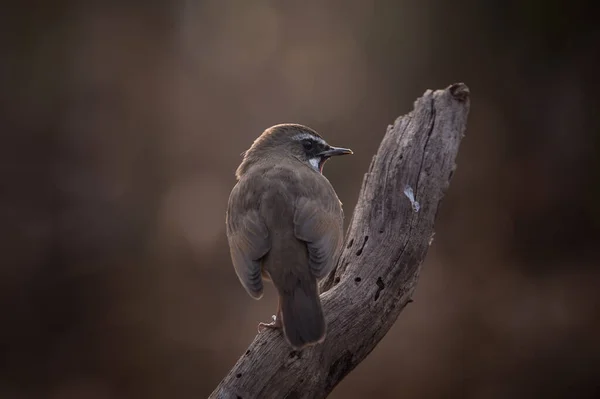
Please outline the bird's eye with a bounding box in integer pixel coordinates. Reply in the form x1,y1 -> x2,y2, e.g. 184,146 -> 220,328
302,140 -> 313,150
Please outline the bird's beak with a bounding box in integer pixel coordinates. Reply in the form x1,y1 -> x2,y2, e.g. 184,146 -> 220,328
318,146 -> 354,157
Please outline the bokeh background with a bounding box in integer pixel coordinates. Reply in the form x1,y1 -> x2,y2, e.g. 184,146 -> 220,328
2,1 -> 599,398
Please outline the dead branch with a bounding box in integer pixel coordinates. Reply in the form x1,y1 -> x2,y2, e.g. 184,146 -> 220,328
210,83 -> 470,399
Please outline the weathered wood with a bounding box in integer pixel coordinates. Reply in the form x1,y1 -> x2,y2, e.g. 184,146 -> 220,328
210,83 -> 470,399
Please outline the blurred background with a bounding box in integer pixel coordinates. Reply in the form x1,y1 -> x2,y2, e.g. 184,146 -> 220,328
1,0 -> 599,398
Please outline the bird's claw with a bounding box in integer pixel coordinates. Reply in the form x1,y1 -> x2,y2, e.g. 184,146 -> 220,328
257,314 -> 281,333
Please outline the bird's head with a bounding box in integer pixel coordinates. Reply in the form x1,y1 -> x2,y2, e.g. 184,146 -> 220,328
236,123 -> 353,178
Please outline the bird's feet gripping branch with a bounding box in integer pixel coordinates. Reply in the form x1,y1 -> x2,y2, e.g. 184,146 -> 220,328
257,294 -> 283,333
257,310 -> 282,333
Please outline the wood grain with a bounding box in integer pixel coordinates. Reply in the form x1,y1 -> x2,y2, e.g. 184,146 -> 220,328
210,83 -> 471,399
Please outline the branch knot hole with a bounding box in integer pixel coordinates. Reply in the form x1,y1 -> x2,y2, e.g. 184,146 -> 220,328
285,350 -> 302,366
355,236 -> 369,256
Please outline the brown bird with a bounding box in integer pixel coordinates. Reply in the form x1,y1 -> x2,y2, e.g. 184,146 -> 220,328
225,123 -> 352,349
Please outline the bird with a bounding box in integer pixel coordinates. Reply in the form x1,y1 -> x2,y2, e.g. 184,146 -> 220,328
225,123 -> 353,349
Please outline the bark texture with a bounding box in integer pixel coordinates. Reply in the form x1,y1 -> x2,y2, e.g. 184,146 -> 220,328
210,83 -> 471,399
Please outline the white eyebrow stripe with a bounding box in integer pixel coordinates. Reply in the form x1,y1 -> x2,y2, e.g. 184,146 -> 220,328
293,133 -> 326,146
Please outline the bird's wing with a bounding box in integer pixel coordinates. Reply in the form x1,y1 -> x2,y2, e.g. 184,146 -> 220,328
226,183 -> 270,299
293,195 -> 344,279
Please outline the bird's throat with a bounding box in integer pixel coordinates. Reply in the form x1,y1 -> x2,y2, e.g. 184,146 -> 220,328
309,157 -> 327,173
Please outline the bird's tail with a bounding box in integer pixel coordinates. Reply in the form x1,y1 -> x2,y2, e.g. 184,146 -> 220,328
279,278 -> 326,349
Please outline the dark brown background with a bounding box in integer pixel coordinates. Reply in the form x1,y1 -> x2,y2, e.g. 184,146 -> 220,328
2,1 -> 599,398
